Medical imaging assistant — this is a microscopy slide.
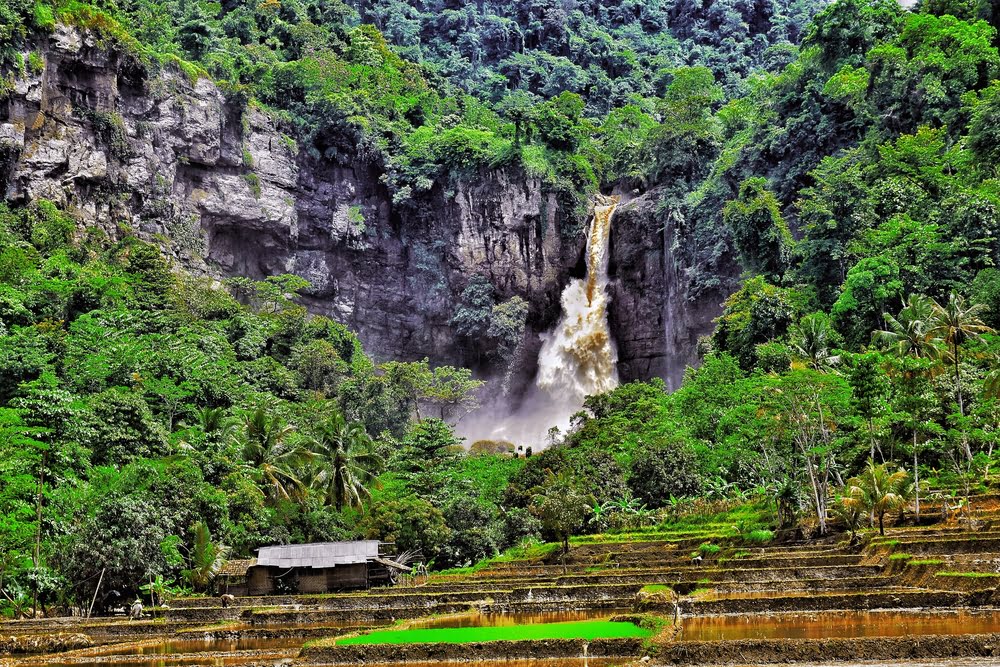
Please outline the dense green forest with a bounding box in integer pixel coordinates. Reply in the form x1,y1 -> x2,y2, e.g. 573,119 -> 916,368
4,0 -> 1000,617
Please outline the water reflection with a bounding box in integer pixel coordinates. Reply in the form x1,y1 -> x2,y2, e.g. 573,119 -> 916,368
734,661 -> 1000,667
678,609 -> 1000,641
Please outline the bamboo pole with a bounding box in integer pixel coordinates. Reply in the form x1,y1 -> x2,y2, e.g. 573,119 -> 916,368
88,568 -> 105,619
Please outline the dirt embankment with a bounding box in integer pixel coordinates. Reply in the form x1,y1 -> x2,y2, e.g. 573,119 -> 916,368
298,638 -> 646,665
652,632 -> 1000,665
0,632 -> 92,655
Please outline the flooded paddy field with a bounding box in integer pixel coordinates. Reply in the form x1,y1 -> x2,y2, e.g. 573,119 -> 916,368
7,510 -> 1000,667
676,609 -> 1000,641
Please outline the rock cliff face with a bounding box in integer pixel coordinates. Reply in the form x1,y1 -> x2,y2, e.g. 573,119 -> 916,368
609,192 -> 740,390
0,26 -> 735,390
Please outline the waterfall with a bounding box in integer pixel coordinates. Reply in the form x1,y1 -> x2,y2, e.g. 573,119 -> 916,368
535,195 -> 621,410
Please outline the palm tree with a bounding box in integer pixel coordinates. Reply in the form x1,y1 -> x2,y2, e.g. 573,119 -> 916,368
789,313 -> 840,371
929,293 -> 994,462
305,412 -> 381,511
182,522 -> 229,592
985,368 -> 1000,401
842,460 -> 911,535
872,294 -> 942,360
196,406 -> 233,437
235,407 -> 304,501
873,295 -> 943,518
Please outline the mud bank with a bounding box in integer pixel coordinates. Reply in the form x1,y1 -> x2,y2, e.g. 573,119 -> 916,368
0,634 -> 92,655
680,590 -> 972,615
652,632 -> 1000,665
298,637 -> 646,665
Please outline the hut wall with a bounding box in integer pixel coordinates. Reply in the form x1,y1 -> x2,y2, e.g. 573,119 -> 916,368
247,566 -> 276,596
222,579 -> 249,597
327,563 -> 368,590
247,563 -> 371,595
298,569 -> 329,594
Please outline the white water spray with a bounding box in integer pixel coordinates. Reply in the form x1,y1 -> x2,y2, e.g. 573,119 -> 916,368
458,195 -> 622,447
535,194 -> 621,412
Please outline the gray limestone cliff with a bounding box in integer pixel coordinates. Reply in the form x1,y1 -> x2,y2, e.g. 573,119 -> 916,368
0,25 -> 735,392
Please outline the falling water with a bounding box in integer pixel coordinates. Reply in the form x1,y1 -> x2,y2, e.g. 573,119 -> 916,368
535,195 -> 621,410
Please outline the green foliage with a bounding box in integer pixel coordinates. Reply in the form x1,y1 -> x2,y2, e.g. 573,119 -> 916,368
724,177 -> 794,280
0,200 -> 505,607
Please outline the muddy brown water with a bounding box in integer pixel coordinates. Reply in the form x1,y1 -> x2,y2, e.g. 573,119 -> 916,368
677,609 -> 1000,641
736,662 -> 1000,666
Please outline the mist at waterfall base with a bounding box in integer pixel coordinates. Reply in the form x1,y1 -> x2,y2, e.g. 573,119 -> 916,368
458,198 -> 621,449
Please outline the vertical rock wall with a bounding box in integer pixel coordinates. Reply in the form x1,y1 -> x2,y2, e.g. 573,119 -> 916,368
0,26 -> 735,391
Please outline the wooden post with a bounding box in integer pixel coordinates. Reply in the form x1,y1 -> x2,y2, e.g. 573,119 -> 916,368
88,568 -> 105,619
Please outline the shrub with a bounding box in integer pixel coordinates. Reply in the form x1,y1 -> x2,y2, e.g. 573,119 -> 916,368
698,542 -> 721,555
744,528 -> 774,544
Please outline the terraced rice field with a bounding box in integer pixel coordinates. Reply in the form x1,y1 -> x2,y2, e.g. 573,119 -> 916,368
6,494 -> 1000,666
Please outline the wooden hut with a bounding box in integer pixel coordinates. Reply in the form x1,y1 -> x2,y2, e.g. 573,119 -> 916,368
217,558 -> 255,596
245,541 -> 408,595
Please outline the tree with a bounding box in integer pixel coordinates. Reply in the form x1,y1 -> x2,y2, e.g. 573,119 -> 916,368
724,177 -> 794,281
380,359 -> 484,423
788,312 -> 841,371
305,411 -> 380,511
872,294 -> 942,361
530,472 -> 593,572
628,443 -> 702,508
763,370 -> 852,535
874,295 -> 946,514
181,521 -> 229,592
842,460 -> 912,535
929,293 -> 994,461
845,352 -> 890,461
87,389 -> 170,467
359,495 -> 450,558
235,408 -> 304,502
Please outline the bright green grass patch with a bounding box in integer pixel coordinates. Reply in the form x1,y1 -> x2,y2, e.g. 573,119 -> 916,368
640,584 -> 671,594
935,571 -> 1000,578
889,553 -> 912,561
907,559 -> 944,566
743,529 -> 774,544
334,620 -> 651,646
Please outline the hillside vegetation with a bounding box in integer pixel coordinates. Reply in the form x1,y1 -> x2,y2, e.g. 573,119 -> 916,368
3,0 -> 1000,617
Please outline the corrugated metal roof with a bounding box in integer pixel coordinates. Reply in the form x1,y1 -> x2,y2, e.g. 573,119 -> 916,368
256,541 -> 381,569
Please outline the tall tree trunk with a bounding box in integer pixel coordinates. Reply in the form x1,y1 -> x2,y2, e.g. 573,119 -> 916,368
955,345 -> 973,462
869,417 -> 876,462
913,437 -> 920,521
804,454 -> 826,535
32,451 -> 47,618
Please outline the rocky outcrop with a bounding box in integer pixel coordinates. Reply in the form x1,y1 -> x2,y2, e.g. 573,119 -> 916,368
608,192 -> 740,389
0,25 -> 732,390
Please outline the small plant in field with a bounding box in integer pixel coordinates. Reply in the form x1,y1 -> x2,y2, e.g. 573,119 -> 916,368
744,528 -> 774,543
889,552 -> 912,561
698,542 -> 721,555
907,559 -> 944,566
640,584 -> 671,594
